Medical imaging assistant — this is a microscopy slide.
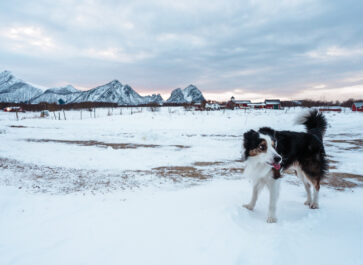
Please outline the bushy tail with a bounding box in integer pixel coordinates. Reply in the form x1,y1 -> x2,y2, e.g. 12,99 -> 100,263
296,109 -> 327,140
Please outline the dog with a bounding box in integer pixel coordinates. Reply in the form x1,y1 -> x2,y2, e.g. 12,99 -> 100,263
241,109 -> 328,223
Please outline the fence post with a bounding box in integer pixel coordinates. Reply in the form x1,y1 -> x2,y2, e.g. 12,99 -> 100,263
53,112 -> 57,120
80,110 -> 82,120
63,110 -> 66,120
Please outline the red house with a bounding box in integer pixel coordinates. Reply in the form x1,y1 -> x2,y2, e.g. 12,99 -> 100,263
265,99 -> 281,109
234,100 -> 251,108
248,102 -> 266,109
352,102 -> 363,112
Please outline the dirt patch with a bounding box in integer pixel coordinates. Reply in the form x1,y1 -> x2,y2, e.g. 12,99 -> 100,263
9,125 -> 27,128
327,159 -> 338,170
328,139 -> 363,150
0,156 -> 247,193
327,133 -> 362,138
152,166 -> 209,180
1,153 -> 361,193
193,161 -> 224,167
218,167 -> 244,176
25,139 -> 190,150
184,134 -> 241,138
322,172 -> 363,190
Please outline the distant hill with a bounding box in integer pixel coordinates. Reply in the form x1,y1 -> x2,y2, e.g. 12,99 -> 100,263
0,70 -> 206,105
166,85 -> 205,104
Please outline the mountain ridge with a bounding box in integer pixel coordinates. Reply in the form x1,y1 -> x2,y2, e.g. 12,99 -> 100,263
0,71 -> 204,105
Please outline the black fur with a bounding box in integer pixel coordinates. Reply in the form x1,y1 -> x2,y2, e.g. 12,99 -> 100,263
243,130 -> 264,159
258,110 -> 328,184
300,109 -> 327,140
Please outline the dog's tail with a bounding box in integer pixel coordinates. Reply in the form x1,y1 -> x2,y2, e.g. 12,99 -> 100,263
296,109 -> 327,140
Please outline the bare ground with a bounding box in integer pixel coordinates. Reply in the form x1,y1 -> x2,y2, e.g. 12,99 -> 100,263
326,138 -> 363,151
25,139 -> 190,150
0,155 -> 362,194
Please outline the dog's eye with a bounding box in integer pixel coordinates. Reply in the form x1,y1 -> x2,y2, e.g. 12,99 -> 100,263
259,144 -> 266,151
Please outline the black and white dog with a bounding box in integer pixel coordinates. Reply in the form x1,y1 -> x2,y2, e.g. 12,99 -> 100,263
241,110 -> 328,223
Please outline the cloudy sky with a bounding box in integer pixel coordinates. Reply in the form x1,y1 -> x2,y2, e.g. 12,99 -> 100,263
0,0 -> 362,101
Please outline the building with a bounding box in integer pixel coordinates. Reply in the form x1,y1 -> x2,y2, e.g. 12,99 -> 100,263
265,99 -> 281,109
248,102 -> 266,109
352,102 -> 363,111
234,100 -> 251,108
319,107 -> 342,112
3,106 -> 23,112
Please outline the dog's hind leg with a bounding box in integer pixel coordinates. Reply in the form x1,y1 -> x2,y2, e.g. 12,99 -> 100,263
266,178 -> 280,223
296,168 -> 312,206
243,180 -> 264,211
310,181 -> 320,209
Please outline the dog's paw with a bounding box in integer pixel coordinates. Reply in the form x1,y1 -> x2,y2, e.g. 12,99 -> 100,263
266,217 -> 277,223
309,202 -> 319,209
304,200 -> 312,206
243,204 -> 254,211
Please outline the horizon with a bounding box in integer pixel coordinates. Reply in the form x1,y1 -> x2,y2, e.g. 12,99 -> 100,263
1,0 -> 363,101
1,69 -> 362,103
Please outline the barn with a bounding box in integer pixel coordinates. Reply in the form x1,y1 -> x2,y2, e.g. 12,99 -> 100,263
234,100 -> 251,108
265,99 -> 281,109
352,102 -> 363,112
248,102 -> 266,109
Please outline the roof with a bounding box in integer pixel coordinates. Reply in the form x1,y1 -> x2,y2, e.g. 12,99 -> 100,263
353,102 -> 363,108
234,100 -> 251,104
265,99 -> 281,104
248,102 -> 266,106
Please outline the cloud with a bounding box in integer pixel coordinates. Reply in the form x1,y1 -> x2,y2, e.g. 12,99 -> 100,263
0,0 -> 362,100
83,48 -> 154,63
0,26 -> 56,52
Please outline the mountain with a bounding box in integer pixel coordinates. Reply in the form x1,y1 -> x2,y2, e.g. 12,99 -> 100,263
143,94 -> 164,105
166,85 -> 205,104
71,80 -> 163,105
0,71 -> 43,103
30,85 -> 81,104
0,71 -> 208,106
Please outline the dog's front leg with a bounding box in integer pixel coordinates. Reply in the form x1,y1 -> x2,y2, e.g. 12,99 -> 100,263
243,180 -> 264,211
266,178 -> 280,223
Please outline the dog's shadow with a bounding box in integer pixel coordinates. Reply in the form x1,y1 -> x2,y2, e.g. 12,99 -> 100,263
231,200 -> 314,228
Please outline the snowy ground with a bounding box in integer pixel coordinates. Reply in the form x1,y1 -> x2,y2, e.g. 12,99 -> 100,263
0,107 -> 362,265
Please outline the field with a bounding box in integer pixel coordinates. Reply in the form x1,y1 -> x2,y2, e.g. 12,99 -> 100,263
0,107 -> 362,265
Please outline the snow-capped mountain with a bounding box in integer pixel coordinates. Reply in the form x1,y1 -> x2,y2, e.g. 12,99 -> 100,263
166,85 -> 205,104
71,80 -> 163,105
143,94 -> 164,105
0,71 -> 43,103
0,71 -> 207,105
30,85 -> 81,104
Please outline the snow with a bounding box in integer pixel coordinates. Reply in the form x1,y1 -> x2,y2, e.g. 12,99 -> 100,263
166,85 -> 205,103
0,71 -> 43,103
0,107 -> 362,265
0,71 -> 164,105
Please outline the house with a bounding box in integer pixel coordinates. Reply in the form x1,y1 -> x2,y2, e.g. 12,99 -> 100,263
194,102 -> 203,111
264,99 -> 281,109
319,107 -> 342,112
234,100 -> 251,108
248,102 -> 266,109
352,102 -> 363,112
3,106 -> 23,112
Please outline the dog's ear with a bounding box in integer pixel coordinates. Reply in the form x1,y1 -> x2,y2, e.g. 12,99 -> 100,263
241,130 -> 259,161
259,127 -> 275,138
243,130 -> 259,147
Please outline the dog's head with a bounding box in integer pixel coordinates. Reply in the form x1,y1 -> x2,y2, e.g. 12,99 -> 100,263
241,129 -> 282,170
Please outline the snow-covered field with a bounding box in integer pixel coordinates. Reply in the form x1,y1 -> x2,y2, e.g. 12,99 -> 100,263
0,107 -> 362,265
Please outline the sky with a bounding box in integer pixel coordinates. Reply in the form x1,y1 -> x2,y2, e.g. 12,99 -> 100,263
0,0 -> 363,101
